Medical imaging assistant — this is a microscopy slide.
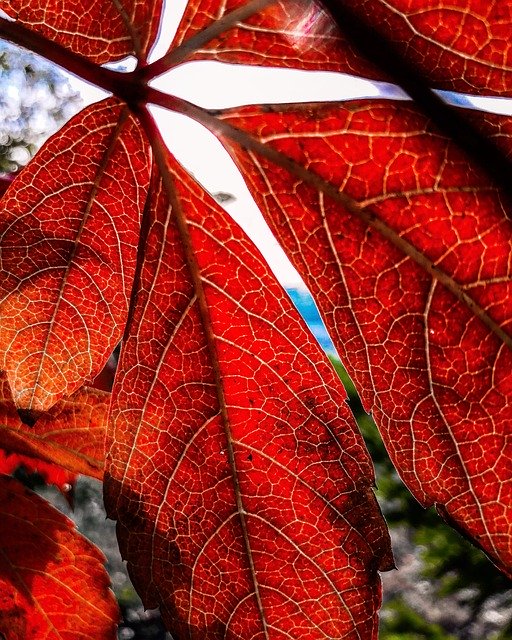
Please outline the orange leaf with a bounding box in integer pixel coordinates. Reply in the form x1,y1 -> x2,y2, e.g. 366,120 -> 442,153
105,145 -> 393,639
0,374 -> 108,479
0,97 -> 150,415
169,0 -> 380,75
216,100 -> 512,576
0,475 -> 118,639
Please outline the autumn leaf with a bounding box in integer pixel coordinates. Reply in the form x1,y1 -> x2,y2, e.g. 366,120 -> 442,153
0,373 -> 108,480
168,0 -> 512,96
1,0 -> 512,638
104,130 -> 393,639
0,450 -> 76,497
0,475 -> 118,639
0,97 -> 150,415
164,0 -> 379,75
157,0 -> 512,579
322,0 -> 512,96
1,0 -> 163,63
210,99 -> 512,576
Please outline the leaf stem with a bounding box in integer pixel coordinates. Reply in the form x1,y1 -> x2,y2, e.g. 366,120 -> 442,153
0,17 -> 144,104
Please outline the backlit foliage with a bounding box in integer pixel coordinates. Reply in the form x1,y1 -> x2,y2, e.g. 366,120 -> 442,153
0,1 -> 510,638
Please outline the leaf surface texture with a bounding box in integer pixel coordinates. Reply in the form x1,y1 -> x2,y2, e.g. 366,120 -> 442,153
215,99 -> 512,575
2,0 -> 163,63
170,0 -> 372,73
0,476 -> 118,639
171,0 -> 512,96
0,97 -> 150,414
0,373 -> 108,479
105,154 -> 393,640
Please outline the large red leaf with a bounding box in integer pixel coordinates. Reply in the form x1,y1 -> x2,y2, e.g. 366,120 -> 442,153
168,0 -> 379,75
0,374 -> 108,479
213,100 -> 512,576
0,97 -> 150,415
0,475 -> 118,639
169,0 -> 512,96
2,0 -> 163,63
329,0 -> 512,96
105,142 -> 393,639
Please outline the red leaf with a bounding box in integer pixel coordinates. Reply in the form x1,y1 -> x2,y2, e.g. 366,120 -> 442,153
3,0 -> 163,63
0,373 -> 108,479
169,0 -> 377,73
0,450 -> 76,497
331,0 -> 512,96
105,144 -> 393,639
0,97 -> 150,415
215,100 -> 512,576
0,475 -> 118,639
170,0 -> 512,95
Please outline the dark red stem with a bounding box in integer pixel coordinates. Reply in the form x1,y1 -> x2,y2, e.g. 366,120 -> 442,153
138,0 -> 277,81
0,17 -> 146,106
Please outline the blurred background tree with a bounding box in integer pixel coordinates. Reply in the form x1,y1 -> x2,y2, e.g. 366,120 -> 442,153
0,40 -> 80,175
